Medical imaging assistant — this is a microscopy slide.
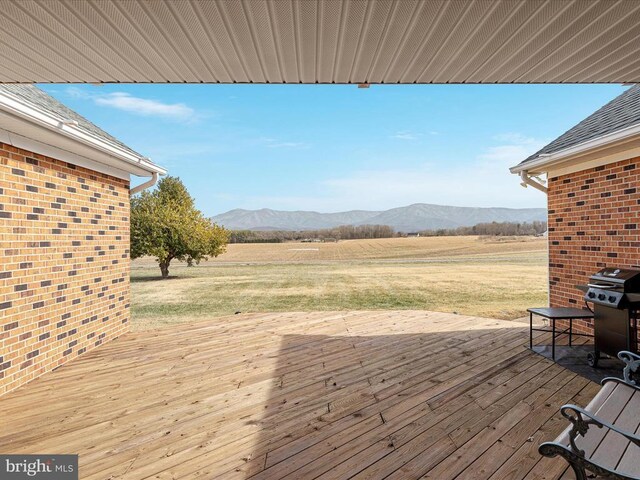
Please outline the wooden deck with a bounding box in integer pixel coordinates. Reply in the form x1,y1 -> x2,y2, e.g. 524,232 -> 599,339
0,311 -> 599,479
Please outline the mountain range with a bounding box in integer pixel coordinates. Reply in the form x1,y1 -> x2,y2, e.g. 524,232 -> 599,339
211,203 -> 547,232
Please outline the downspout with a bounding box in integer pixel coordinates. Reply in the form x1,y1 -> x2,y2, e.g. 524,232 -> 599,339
130,172 -> 159,196
518,170 -> 550,308
519,171 -> 547,193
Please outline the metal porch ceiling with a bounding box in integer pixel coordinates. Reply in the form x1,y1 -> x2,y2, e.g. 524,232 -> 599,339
2,0 -> 640,84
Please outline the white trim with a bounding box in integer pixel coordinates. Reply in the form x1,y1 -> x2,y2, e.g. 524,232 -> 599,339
0,90 -> 166,176
510,122 -> 640,174
130,172 -> 159,195
0,127 -> 131,180
547,144 -> 640,177
519,171 -> 547,194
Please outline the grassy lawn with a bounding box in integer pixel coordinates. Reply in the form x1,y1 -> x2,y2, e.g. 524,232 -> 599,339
131,236 -> 548,330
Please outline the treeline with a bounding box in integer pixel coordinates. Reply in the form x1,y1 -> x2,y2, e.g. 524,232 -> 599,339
229,221 -> 547,243
229,221 -> 546,243
229,224 -> 395,243
415,220 -> 547,237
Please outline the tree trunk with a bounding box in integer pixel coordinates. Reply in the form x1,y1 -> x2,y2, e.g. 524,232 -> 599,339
159,261 -> 170,279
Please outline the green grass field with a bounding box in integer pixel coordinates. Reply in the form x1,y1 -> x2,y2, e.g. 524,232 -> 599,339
131,236 -> 548,330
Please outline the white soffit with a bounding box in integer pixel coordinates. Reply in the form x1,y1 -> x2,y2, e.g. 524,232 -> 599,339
0,115 -> 136,179
2,0 -> 640,84
0,107 -> 164,178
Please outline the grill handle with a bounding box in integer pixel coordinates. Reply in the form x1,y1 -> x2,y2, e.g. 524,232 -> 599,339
587,283 -> 618,289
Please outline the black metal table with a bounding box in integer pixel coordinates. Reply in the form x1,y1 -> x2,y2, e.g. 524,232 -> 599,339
528,307 -> 594,361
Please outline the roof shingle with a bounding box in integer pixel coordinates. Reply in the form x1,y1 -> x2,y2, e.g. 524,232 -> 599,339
0,84 -> 144,160
517,85 -> 640,167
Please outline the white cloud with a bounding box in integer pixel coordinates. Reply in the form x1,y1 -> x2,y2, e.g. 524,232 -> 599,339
65,86 -> 92,99
260,137 -> 309,149
493,132 -> 539,145
94,93 -> 194,120
66,87 -> 195,122
478,134 -> 546,166
268,142 -> 307,148
391,130 -> 440,141
392,131 -> 421,140
238,133 -> 548,211
479,144 -> 535,163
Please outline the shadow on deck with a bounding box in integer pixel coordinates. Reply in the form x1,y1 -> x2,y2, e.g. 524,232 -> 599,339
0,311 -> 599,479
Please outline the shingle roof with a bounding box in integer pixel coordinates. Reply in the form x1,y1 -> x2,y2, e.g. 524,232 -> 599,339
517,85 -> 640,167
0,84 -> 144,160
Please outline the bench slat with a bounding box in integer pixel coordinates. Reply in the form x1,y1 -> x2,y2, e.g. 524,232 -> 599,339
554,382 -> 635,461
617,444 -> 640,476
616,395 -> 640,478
590,389 -> 640,469
587,381 -> 618,414
554,381 -> 617,447
576,383 -> 634,457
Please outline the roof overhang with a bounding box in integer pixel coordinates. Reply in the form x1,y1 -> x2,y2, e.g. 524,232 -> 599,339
0,90 -> 166,179
2,0 -> 640,84
510,123 -> 640,177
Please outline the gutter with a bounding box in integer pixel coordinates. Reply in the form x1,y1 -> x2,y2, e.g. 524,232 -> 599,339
130,172 -> 159,196
509,121 -> 640,175
519,171 -> 547,194
0,91 -> 166,177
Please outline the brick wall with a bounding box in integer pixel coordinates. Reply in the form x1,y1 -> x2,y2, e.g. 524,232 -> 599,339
0,142 -> 130,396
547,157 -> 640,336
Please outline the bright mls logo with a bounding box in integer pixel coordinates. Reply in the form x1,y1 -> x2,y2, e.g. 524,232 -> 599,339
0,455 -> 77,479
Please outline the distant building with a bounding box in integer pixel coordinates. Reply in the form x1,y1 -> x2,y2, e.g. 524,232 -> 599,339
406,232 -> 421,237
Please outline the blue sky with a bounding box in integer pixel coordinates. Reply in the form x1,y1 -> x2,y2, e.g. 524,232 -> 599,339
40,83 -> 627,216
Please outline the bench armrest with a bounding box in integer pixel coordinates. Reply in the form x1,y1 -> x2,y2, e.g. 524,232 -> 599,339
561,404 -> 640,456
619,351 -> 640,386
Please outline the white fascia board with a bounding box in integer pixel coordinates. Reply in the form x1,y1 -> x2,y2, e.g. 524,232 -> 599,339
509,122 -> 640,174
0,127 -> 131,180
0,92 -> 166,176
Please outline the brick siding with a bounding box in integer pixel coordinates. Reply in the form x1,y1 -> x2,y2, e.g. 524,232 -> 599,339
0,142 -> 130,396
547,157 -> 640,336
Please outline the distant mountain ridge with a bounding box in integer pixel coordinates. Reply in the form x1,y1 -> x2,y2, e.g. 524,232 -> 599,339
211,203 -> 547,232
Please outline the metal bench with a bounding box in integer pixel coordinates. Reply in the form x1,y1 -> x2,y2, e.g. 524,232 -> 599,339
539,351 -> 640,479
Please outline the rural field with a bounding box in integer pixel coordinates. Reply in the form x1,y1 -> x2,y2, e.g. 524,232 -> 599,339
131,236 -> 548,330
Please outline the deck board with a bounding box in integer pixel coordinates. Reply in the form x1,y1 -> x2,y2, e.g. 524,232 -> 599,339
0,310 -> 596,479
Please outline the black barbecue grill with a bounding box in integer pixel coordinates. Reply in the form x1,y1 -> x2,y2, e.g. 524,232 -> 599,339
580,267 -> 640,367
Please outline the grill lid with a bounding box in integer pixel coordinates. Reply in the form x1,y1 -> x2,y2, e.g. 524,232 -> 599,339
589,268 -> 640,291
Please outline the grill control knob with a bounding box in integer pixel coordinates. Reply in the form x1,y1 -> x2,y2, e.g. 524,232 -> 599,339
609,296 -> 617,303
598,293 -> 606,301
588,291 -> 596,298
